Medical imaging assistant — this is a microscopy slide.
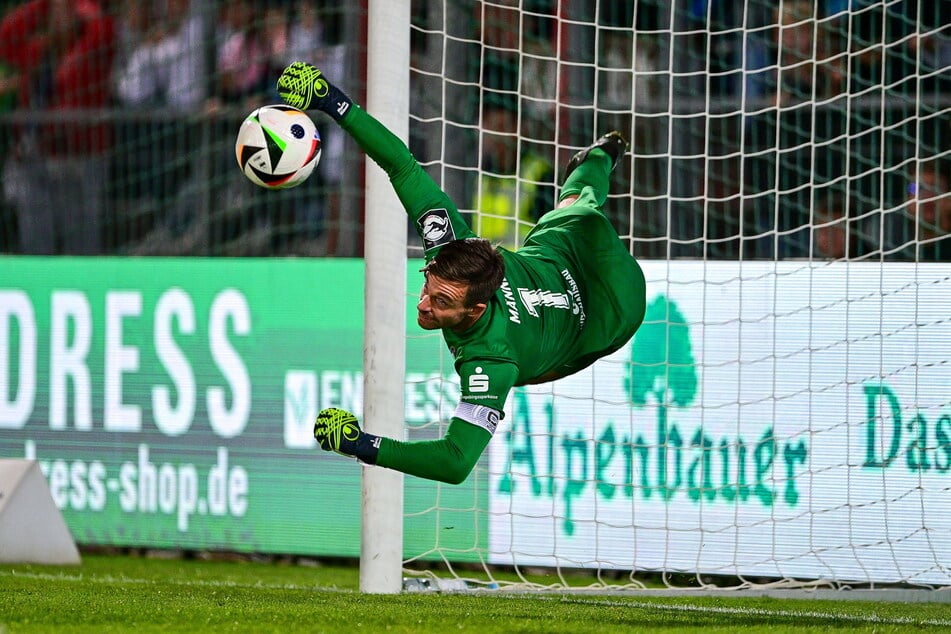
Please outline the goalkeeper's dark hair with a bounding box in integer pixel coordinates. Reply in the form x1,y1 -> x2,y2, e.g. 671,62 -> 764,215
423,238 -> 505,307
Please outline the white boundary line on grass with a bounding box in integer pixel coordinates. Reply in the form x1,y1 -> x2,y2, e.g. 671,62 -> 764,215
0,570 -> 343,593
549,596 -> 951,628
5,570 -> 951,628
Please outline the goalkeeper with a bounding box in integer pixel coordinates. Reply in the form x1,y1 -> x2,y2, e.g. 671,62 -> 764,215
277,62 -> 647,484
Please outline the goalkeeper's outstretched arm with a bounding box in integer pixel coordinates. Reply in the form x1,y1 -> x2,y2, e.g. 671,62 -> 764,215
376,420 -> 492,484
279,62 -> 497,484
277,61 -> 476,254
313,408 -> 491,485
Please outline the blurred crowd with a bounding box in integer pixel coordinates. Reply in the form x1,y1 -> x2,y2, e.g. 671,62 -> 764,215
450,0 -> 951,262
0,0 -> 346,256
0,0 -> 949,261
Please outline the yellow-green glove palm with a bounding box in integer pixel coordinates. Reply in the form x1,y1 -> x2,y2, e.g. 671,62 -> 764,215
314,408 -> 380,463
277,61 -> 353,120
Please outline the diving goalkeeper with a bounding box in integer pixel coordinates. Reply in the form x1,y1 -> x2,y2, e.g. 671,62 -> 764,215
277,62 -> 647,484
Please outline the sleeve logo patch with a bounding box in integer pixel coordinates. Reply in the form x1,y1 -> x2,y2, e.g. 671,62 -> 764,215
468,367 -> 490,393
418,208 -> 455,251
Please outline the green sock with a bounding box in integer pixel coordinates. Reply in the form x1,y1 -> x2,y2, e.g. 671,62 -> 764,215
560,148 -> 612,207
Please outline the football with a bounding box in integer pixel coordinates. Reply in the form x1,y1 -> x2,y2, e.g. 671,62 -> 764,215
235,105 -> 321,189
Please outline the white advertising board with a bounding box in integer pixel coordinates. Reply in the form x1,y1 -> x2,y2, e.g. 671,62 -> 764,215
489,261 -> 951,585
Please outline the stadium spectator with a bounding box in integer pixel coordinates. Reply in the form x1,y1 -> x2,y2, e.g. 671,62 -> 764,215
742,1 -> 848,260
287,0 -> 324,61
843,1 -> 949,217
845,1 -> 950,98
200,0 -> 277,254
594,2 -> 667,258
773,1 -> 844,105
211,0 -> 270,108
813,209 -> 848,261
470,4 -> 558,251
262,5 -> 289,81
111,0 -> 208,251
519,21 -> 557,139
113,0 -> 207,110
882,160 -> 951,261
0,0 -> 115,254
281,0 -> 346,253
472,94 -> 554,250
475,0 -> 556,136
682,0 -> 745,99
811,191 -> 868,260
0,39 -> 15,145
0,36 -> 16,252
276,61 -> 646,484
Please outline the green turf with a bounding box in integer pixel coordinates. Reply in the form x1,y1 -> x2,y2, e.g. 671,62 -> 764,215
1,554 -> 948,633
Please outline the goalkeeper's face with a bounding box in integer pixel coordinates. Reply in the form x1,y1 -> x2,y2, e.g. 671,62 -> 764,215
417,274 -> 486,333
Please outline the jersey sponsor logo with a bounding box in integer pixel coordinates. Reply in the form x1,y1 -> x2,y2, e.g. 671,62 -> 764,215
454,402 -> 502,436
468,366 -> 490,393
418,209 -> 455,251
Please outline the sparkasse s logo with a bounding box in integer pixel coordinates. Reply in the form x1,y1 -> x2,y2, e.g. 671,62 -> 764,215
469,367 -> 490,393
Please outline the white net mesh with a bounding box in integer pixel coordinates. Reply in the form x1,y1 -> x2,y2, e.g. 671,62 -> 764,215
401,0 -> 951,591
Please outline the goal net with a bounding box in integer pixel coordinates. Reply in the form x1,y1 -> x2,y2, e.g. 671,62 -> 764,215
1,0 -> 947,595
398,0 -> 951,591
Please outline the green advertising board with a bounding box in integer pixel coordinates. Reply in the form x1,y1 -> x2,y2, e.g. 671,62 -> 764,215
0,257 -> 484,560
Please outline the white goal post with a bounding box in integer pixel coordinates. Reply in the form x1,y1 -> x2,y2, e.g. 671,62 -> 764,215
364,0 -> 951,593
361,0 -> 410,595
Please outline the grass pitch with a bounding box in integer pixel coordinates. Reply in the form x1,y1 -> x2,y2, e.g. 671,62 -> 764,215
2,554 -> 949,633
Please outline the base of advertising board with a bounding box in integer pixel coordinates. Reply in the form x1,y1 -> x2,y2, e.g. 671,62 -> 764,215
0,459 -> 81,565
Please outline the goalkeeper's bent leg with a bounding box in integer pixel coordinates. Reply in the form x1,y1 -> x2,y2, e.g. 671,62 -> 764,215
559,149 -> 613,208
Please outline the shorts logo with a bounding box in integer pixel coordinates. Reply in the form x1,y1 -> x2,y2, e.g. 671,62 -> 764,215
418,209 -> 455,251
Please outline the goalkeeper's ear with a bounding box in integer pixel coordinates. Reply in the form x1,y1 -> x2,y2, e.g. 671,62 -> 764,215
464,302 -> 488,324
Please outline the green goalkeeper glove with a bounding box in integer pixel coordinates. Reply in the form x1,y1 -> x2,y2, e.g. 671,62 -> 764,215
276,61 -> 354,121
314,408 -> 380,464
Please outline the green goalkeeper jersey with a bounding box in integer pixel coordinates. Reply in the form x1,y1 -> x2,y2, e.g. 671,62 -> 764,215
339,104 -> 646,482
